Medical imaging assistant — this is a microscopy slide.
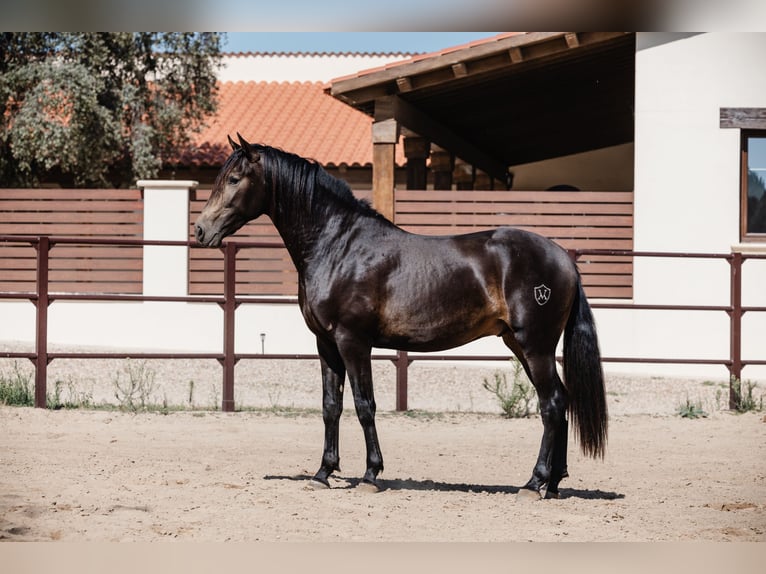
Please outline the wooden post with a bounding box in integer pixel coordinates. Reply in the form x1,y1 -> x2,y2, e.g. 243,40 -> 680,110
453,160 -> 474,191
430,148 -> 454,190
473,169 -> 492,190
729,252 -> 743,410
404,136 -> 429,190
34,237 -> 50,409
220,242 -> 239,413
372,119 -> 398,221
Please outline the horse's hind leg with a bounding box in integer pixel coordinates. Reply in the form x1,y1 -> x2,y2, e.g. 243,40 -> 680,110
503,334 -> 568,498
525,354 -> 569,498
311,337 -> 346,488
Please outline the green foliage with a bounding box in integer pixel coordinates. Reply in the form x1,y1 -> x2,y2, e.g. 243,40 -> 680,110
0,32 -> 223,187
48,377 -> 95,410
676,397 -> 707,419
0,362 -> 34,406
731,377 -> 763,413
482,358 -> 537,418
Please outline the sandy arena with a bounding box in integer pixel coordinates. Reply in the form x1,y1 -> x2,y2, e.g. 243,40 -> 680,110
0,354 -> 764,543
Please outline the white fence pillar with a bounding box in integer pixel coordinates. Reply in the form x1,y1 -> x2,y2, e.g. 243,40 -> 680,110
138,180 -> 197,297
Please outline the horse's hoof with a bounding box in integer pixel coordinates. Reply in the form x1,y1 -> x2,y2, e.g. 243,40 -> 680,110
516,488 -> 542,502
544,489 -> 560,500
306,479 -> 330,491
357,480 -> 383,493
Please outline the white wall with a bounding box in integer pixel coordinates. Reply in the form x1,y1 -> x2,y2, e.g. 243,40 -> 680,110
217,53 -> 412,83
511,143 -> 634,191
613,32 -> 766,379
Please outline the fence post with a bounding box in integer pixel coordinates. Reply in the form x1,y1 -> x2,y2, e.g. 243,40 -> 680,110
728,252 -> 743,409
34,237 -> 50,409
395,350 -> 411,411
138,179 -> 197,296
221,242 -> 238,412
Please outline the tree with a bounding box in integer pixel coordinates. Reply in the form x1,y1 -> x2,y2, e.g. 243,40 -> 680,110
0,32 -> 223,187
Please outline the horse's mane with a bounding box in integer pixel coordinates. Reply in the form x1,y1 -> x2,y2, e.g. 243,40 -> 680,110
244,144 -> 386,224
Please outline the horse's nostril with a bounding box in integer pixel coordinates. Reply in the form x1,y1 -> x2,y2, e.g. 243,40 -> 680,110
195,224 -> 205,243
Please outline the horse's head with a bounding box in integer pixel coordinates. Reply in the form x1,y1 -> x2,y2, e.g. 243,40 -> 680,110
194,133 -> 269,247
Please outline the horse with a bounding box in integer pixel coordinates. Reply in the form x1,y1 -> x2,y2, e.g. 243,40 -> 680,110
194,133 -> 608,499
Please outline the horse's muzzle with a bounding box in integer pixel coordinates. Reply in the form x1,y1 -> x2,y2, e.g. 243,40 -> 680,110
194,223 -> 219,247
194,223 -> 205,244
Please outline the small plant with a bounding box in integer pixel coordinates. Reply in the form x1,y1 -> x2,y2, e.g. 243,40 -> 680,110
209,380 -> 220,411
731,377 -> 763,413
482,358 -> 537,418
677,397 -> 708,419
0,362 -> 34,406
48,377 -> 95,410
112,360 -> 157,412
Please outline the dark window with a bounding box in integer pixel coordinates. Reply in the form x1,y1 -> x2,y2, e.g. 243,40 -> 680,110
742,131 -> 766,240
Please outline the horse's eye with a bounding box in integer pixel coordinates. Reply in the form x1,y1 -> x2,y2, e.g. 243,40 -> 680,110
228,175 -> 240,185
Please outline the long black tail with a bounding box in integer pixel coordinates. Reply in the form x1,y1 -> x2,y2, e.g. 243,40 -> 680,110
563,278 -> 608,459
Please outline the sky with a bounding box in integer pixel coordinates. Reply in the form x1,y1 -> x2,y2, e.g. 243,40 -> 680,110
222,32 -> 501,54
5,1 -> 765,32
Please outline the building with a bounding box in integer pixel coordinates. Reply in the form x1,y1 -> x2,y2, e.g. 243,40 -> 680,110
2,33 -> 765,381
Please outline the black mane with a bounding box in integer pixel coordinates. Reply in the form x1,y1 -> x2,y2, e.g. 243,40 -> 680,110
251,144 -> 385,224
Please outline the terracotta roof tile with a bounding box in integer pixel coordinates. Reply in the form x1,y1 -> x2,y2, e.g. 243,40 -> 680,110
178,81 -> 405,168
328,32 -> 523,85
223,51 -> 417,58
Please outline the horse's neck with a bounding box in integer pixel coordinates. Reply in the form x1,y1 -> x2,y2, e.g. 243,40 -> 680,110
268,178 -> 356,274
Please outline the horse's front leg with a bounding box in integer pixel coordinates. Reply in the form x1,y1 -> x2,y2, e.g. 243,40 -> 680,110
311,337 -> 346,488
336,336 -> 384,490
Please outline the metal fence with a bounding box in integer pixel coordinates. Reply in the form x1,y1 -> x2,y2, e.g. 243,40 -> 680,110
1,234 -> 765,411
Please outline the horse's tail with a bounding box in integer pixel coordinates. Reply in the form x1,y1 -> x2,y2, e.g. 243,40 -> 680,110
563,277 -> 608,459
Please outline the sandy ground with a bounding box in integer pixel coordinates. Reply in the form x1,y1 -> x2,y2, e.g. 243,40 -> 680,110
1,396 -> 764,542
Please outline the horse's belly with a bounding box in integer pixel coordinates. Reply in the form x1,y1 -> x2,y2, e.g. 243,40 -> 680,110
376,303 -> 505,352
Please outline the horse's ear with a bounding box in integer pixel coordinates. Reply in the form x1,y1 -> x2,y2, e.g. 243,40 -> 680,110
237,132 -> 260,163
227,134 -> 240,151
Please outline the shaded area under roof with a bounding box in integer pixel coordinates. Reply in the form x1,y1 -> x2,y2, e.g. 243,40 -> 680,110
328,32 -> 636,182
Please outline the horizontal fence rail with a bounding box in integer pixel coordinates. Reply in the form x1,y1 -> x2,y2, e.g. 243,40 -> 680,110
1,187 -> 634,299
189,188 -> 634,299
1,235 -> 764,411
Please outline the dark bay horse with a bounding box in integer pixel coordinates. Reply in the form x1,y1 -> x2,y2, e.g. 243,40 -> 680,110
195,134 -> 608,499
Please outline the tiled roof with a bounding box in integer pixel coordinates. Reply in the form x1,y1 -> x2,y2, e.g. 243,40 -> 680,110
328,33 -> 522,84
177,81 -> 405,168
223,51 -> 417,58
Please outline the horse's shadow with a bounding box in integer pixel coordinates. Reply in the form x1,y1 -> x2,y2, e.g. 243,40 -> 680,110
263,474 -> 624,501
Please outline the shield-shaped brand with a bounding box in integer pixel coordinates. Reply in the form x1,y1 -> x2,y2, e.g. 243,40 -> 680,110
534,284 -> 551,306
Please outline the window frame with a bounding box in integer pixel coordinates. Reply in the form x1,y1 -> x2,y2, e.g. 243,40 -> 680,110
740,129 -> 766,242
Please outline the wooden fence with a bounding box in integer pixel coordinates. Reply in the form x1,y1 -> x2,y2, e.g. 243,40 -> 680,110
189,188 -> 633,299
394,189 -> 633,299
2,187 -> 633,298
0,189 -> 143,293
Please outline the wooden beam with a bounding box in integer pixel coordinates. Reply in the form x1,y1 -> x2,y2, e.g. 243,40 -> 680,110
396,77 -> 413,93
372,118 -> 398,143
720,108 -> 766,129
508,46 -> 523,63
330,32 -> 567,99
451,62 -> 468,78
565,33 -> 580,48
386,95 -> 508,183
